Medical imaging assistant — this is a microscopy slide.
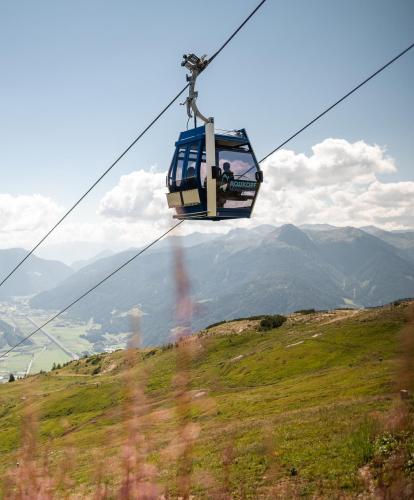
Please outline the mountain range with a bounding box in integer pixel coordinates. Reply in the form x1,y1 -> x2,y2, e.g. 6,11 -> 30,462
27,224 -> 414,347
0,249 -> 73,300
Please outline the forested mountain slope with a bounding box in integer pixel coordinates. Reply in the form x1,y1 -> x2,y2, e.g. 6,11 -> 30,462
30,225 -> 414,346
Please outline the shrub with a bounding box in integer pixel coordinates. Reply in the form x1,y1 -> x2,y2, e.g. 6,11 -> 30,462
374,433 -> 399,458
294,308 -> 316,315
259,315 -> 287,331
8,373 -> 15,383
92,366 -> 101,375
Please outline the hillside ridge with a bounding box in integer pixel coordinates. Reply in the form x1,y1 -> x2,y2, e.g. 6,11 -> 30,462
1,301 -> 413,497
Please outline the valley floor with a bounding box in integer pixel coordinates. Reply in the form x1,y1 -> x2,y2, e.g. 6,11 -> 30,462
0,303 -> 413,498
0,298 -> 127,380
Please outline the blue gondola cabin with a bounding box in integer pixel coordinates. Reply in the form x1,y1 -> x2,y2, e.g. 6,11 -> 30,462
166,122 -> 263,220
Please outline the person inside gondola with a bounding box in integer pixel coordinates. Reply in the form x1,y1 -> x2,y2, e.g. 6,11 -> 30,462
186,165 -> 197,188
222,162 -> 234,184
220,162 -> 234,193
217,161 -> 234,207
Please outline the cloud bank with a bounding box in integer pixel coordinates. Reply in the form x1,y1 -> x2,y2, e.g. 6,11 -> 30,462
98,169 -> 169,222
1,138 -> 412,250
96,138 -> 413,232
255,138 -> 413,229
0,194 -> 63,248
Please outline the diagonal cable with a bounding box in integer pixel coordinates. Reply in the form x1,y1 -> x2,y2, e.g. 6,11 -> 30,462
0,220 -> 184,359
259,41 -> 414,164
0,85 -> 189,291
0,0 -> 268,291
235,41 -> 414,179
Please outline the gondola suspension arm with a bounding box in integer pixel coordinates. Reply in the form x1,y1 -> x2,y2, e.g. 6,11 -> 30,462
181,53 -> 211,126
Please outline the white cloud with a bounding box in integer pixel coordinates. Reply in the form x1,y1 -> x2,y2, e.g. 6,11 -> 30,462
264,138 -> 396,190
96,167 -> 246,239
1,138 -> 412,252
253,138 -> 413,230
0,194 -> 63,247
95,138 -> 413,234
97,169 -> 169,222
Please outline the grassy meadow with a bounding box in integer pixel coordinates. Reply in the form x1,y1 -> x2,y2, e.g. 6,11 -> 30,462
0,303 -> 413,498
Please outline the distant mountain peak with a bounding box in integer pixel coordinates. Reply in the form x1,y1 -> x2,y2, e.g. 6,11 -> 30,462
0,249 -> 73,300
271,224 -> 316,250
0,247 -> 28,258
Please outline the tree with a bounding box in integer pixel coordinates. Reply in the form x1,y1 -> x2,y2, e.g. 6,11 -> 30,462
259,314 -> 287,331
8,373 -> 15,383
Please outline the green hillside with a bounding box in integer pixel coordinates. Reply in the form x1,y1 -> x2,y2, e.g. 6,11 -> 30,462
1,303 -> 413,498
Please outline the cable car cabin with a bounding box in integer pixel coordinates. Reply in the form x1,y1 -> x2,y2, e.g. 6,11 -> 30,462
166,124 -> 263,220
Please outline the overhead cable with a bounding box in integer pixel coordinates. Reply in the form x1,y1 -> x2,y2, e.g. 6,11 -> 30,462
233,40 -> 414,182
0,0 -> 268,292
0,221 -> 184,359
259,41 -> 414,164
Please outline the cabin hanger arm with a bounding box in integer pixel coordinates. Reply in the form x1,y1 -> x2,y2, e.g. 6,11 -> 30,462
181,53 -> 212,125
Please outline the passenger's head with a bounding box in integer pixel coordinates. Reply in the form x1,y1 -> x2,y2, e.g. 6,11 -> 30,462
223,162 -> 231,172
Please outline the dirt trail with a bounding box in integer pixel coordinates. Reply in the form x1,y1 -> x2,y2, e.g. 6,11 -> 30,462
320,308 -> 361,325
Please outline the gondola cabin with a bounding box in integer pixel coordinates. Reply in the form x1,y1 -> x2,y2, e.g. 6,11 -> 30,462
166,122 -> 263,220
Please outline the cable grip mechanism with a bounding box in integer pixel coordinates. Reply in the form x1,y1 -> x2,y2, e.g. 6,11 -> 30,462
181,53 -> 212,125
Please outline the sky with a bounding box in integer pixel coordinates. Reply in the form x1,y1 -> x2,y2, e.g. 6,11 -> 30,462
0,0 -> 413,262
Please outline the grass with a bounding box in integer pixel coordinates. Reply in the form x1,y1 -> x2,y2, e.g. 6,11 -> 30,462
0,303 -> 413,497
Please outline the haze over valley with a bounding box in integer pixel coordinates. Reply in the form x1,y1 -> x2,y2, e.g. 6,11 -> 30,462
1,223 -> 414,379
